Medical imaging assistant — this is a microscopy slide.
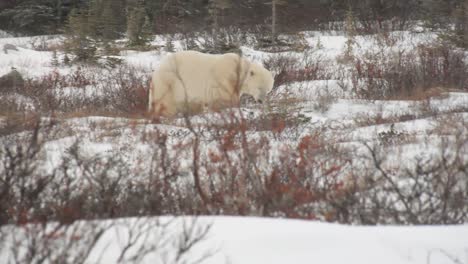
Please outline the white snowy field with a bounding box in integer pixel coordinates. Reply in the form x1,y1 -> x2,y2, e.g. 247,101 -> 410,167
1,28 -> 467,264
1,216 -> 467,264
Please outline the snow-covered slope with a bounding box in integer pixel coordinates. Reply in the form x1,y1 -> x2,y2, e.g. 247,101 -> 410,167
2,216 -> 467,264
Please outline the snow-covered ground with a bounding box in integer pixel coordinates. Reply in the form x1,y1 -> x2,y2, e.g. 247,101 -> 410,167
193,217 -> 468,264
2,216 -> 467,264
1,29 -> 467,263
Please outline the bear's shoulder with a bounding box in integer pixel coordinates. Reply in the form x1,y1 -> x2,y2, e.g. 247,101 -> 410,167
219,52 -> 240,61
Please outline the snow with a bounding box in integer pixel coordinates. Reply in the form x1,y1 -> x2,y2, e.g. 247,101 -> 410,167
1,216 -> 467,264
119,50 -> 163,70
205,217 -> 468,264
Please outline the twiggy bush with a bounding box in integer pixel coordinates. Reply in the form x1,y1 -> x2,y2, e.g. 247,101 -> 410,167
353,137 -> 468,225
104,65 -> 150,114
1,217 -> 212,264
13,66 -> 149,115
350,43 -> 468,99
263,52 -> 330,89
0,120 -> 213,264
1,111 -> 467,226
0,119 -> 57,225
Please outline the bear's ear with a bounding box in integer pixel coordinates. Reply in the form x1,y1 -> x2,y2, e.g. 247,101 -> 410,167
250,70 -> 255,76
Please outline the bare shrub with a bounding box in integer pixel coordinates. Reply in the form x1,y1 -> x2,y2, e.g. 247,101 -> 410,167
248,109 -> 310,138
170,109 -> 468,224
350,43 -> 468,99
263,52 -> 330,89
377,124 -> 411,146
2,221 -> 109,263
0,217 -> 213,264
1,107 -> 467,230
0,94 -> 35,114
18,68 -> 99,113
11,66 -> 149,116
318,19 -> 416,34
162,112 -> 352,218
310,86 -> 336,113
355,137 -> 467,224
104,65 -> 150,115
263,54 -> 299,88
416,44 -> 468,90
0,118 -> 57,225
0,120 -> 214,263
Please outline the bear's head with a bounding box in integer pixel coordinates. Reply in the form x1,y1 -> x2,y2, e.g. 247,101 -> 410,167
241,62 -> 274,103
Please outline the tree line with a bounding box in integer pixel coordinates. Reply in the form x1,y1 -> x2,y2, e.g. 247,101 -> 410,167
0,0 -> 466,36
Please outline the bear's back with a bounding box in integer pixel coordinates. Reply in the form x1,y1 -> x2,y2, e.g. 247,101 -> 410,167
168,51 -> 237,101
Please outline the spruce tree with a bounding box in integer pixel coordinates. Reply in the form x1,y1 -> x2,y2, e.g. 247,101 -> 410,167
0,1 -> 55,35
207,0 -> 232,52
208,0 -> 232,30
63,53 -> 71,65
428,0 -> 468,48
127,3 -> 152,47
100,0 -> 126,41
165,35 -> 175,52
267,0 -> 288,43
51,50 -> 59,67
184,32 -> 199,51
344,6 -> 357,59
455,0 -> 468,47
465,0 -> 468,47
64,8 -> 97,62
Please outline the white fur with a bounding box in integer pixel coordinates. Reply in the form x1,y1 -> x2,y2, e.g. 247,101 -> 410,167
148,50 -> 274,116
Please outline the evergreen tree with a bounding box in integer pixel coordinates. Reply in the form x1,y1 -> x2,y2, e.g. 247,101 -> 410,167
55,0 -> 63,31
0,1 -> 56,35
63,53 -> 71,65
207,0 -> 232,52
165,35 -> 175,52
265,0 -> 288,43
100,0 -> 126,41
425,0 -> 468,48
51,50 -> 59,67
208,0 -> 232,30
184,33 -> 199,50
465,0 -> 468,47
64,7 -> 97,62
0,0 -> 88,35
344,6 -> 357,58
453,2 -> 466,45
423,0 -> 457,29
127,2 -> 152,47
453,0 -> 468,47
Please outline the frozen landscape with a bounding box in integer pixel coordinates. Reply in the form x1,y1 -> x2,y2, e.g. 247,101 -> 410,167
0,1 -> 468,262
2,216 -> 468,264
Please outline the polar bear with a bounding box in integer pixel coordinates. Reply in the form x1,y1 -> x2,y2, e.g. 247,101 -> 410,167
148,50 -> 274,117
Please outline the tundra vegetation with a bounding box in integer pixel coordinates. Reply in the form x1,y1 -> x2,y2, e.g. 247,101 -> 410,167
0,0 -> 467,263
